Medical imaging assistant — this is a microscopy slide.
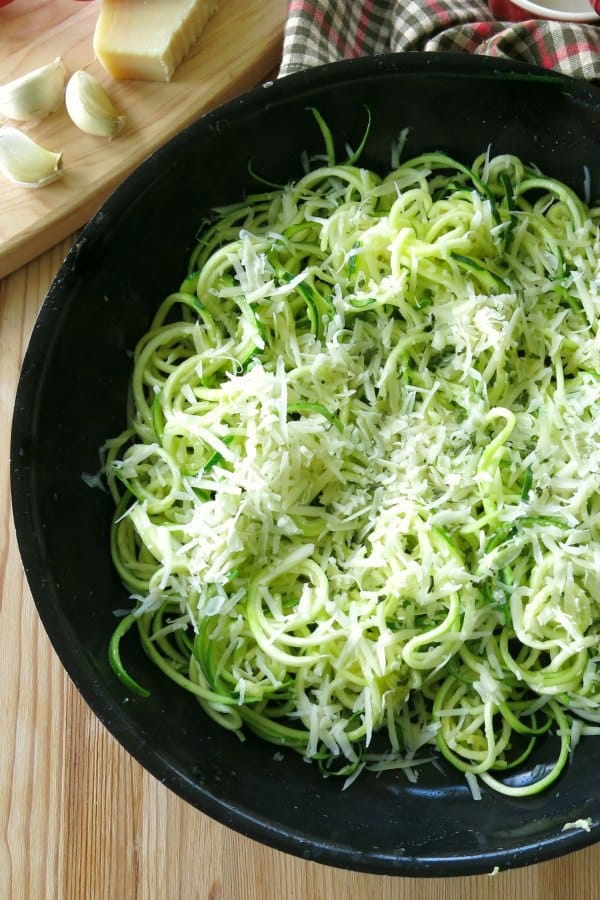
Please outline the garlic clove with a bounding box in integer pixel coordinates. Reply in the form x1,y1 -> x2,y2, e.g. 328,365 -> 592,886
65,70 -> 125,138
0,125 -> 63,188
0,57 -> 66,122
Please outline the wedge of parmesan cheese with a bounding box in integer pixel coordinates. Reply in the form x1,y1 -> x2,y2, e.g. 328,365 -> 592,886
93,0 -> 219,82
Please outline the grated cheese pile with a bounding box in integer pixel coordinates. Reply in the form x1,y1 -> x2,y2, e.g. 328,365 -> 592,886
106,143 -> 600,796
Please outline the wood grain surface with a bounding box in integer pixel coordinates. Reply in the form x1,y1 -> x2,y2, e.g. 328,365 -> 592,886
2,10 -> 600,892
2,242 -> 600,900
0,0 -> 286,280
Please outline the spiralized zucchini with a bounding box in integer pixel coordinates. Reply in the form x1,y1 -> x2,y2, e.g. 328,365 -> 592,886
105,119 -> 600,797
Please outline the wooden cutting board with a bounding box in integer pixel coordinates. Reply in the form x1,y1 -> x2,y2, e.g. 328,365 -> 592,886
0,0 -> 287,280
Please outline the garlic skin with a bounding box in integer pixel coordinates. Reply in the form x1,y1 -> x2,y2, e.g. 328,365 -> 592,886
0,126 -> 63,188
0,57 -> 66,122
65,70 -> 125,138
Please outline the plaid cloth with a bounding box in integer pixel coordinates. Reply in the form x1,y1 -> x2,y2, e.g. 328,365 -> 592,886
279,0 -> 600,80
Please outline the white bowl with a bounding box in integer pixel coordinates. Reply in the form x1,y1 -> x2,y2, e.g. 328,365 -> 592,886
508,0 -> 599,21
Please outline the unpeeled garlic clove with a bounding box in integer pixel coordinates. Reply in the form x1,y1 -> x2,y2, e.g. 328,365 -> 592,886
0,57 -> 66,122
0,126 -> 63,188
65,70 -> 125,138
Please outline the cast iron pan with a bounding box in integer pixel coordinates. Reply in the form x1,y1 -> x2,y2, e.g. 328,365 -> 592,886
10,53 -> 600,876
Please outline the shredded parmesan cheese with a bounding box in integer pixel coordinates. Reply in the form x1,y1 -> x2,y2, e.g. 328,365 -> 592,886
105,140 -> 600,795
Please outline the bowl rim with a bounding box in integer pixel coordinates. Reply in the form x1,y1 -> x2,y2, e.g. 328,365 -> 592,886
508,0 -> 599,21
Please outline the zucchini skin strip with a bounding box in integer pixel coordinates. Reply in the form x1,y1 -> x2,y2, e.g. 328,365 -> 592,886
109,614 -> 150,698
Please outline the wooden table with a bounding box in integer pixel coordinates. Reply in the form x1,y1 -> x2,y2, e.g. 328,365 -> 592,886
1,25 -> 600,889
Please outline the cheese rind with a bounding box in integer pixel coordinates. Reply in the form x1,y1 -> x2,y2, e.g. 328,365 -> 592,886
93,0 -> 219,83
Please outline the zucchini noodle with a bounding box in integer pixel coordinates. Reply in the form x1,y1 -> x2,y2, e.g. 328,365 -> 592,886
105,121 -> 600,797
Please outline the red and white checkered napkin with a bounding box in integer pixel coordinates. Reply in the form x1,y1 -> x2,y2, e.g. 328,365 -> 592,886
279,0 -> 600,80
